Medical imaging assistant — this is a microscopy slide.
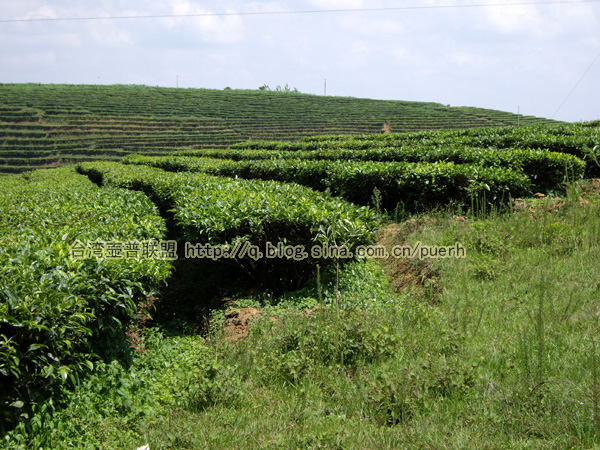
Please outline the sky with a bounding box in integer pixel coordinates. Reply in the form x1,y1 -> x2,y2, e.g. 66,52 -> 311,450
1,0 -> 599,122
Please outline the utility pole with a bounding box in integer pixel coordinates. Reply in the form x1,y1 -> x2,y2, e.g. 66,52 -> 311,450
324,78 -> 327,96
176,75 -> 179,88
517,106 -> 520,126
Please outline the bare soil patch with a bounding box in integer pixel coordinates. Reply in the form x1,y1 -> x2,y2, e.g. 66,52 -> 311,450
223,307 -> 262,342
375,222 -> 441,301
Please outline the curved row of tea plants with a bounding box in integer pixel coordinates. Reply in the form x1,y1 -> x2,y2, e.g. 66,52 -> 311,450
0,168 -> 173,431
122,155 -> 531,211
297,121 -> 598,150
76,161 -> 379,288
172,146 -> 584,193
293,122 -> 600,175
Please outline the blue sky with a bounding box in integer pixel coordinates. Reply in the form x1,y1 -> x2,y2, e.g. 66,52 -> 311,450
1,0 -> 599,122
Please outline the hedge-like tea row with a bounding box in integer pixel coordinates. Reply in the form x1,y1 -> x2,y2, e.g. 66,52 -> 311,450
122,154 -> 531,211
77,161 -> 379,286
297,123 -> 600,176
173,145 -> 584,192
226,122 -> 598,176
0,168 -> 172,427
299,122 -> 599,152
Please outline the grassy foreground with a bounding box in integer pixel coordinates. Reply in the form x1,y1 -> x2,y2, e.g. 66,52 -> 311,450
4,180 -> 600,449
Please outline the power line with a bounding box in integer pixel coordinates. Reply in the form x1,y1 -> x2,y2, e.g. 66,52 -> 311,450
552,50 -> 600,119
2,0 -> 600,24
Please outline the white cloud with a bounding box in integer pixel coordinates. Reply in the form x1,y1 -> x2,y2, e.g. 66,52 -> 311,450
485,4 -> 545,35
339,40 -> 370,68
448,49 -> 482,67
1,51 -> 56,69
21,5 -> 59,20
163,0 -> 245,44
0,0 -> 598,121
2,32 -> 82,48
308,0 -> 365,9
485,2 -> 598,38
89,25 -> 134,46
339,16 -> 405,36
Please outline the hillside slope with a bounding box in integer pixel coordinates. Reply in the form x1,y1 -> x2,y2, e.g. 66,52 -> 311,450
0,83 -> 559,173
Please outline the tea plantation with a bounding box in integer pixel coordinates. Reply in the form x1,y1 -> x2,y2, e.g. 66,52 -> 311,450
1,83 -> 600,449
0,83 -> 559,173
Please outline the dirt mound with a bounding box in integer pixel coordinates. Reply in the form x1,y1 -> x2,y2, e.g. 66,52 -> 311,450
375,221 -> 441,301
223,307 -> 262,342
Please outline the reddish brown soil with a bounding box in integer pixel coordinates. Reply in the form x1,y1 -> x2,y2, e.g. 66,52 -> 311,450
223,307 -> 262,342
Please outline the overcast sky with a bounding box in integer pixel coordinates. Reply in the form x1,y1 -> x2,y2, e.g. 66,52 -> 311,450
1,0 -> 599,122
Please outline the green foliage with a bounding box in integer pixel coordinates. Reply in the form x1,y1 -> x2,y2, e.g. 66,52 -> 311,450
5,182 -> 600,448
177,145 -> 585,194
301,122 -> 599,176
1,330 -> 228,449
0,167 -> 172,431
2,83 -> 600,448
123,154 -> 531,212
0,83 -> 562,172
77,161 -> 379,289
258,83 -> 300,93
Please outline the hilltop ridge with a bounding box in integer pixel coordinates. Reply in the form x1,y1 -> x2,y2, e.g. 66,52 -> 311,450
0,83 -> 560,172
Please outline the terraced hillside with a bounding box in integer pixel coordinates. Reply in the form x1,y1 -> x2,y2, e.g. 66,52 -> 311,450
0,83 -> 559,173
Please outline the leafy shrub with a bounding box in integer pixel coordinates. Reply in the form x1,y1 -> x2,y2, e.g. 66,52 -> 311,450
184,143 -> 585,192
0,168 -> 172,430
123,155 -> 531,212
78,161 -> 379,289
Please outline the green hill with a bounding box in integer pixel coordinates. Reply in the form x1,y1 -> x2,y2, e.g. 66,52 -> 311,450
0,83 -> 559,173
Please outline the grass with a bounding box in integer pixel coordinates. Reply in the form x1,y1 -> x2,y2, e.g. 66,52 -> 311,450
3,179 -> 600,449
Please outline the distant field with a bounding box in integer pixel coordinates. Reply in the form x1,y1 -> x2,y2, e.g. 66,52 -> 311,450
0,83 -> 560,173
